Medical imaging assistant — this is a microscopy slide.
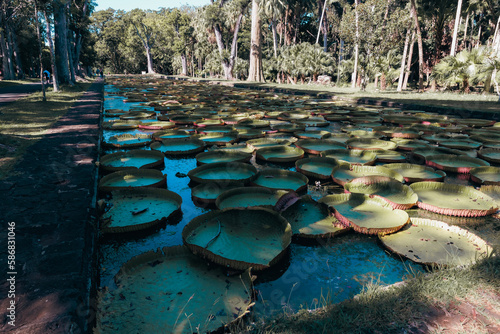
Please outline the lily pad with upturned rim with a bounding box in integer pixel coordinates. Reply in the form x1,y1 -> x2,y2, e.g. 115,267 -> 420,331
425,154 -> 489,174
344,176 -> 418,210
246,138 -> 292,151
215,187 -> 290,209
195,150 -> 252,165
99,150 -> 165,172
346,138 -> 397,151
295,139 -> 346,155
100,188 -> 182,233
469,166 -> 500,185
372,150 -> 407,163
281,195 -> 349,238
318,193 -> 409,235
96,246 -> 254,334
150,138 -> 205,155
151,129 -> 191,141
383,163 -> 446,183
295,157 -> 340,180
98,169 -> 166,192
379,218 -> 493,267
331,163 -> 404,186
320,149 -> 377,166
409,182 -> 498,217
182,207 -> 292,270
103,133 -> 153,148
191,182 -> 244,205
251,168 -> 309,192
192,132 -> 238,146
255,145 -> 305,163
188,162 -> 257,184
293,130 -> 332,140
477,148 -> 500,164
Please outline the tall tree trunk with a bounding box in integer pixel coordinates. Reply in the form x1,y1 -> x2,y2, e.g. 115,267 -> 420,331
352,0 -> 359,88
181,54 -> 187,75
0,25 -> 15,80
410,0 -> 424,91
248,0 -> 265,82
213,11 -> 245,80
450,0 -> 463,56
271,18 -> 278,58
403,29 -> 416,90
462,12 -> 469,49
145,46 -> 154,73
44,10 -> 59,92
8,25 -> 24,79
316,0 -> 327,46
68,29 -> 76,83
398,17 -> 412,92
72,0 -> 89,77
34,1 -> 46,102
54,0 -> 71,84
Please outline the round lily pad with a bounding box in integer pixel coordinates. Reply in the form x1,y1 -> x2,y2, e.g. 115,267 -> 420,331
346,138 -> 397,151
237,128 -> 265,140
273,123 -> 306,133
137,121 -> 176,130
425,154 -> 489,174
102,120 -> 140,130
373,150 -> 407,163
96,246 -> 253,334
150,138 -> 205,155
194,119 -> 224,127
98,169 -> 166,192
411,147 -> 466,161
383,163 -> 446,183
332,164 -> 404,186
182,207 -> 292,270
188,162 -> 257,184
216,143 -> 254,154
195,150 -> 252,165
379,218 -> 493,267
320,149 -> 377,166
344,176 -> 418,210
246,138 -> 292,151
390,139 -> 430,151
318,193 -> 409,235
255,145 -> 305,163
152,129 -> 191,141
477,148 -> 500,164
470,167 -> 500,185
192,132 -> 238,146
251,169 -> 309,192
293,130 -> 332,140
215,186 -> 290,209
103,134 -> 153,148
295,157 -> 340,180
410,182 -> 498,217
99,150 -> 165,172
438,139 -> 482,150
295,139 -> 346,155
281,195 -> 348,238
100,188 -> 181,233
191,182 -> 244,205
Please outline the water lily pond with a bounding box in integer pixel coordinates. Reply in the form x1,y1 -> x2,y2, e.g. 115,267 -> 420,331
96,77 -> 499,333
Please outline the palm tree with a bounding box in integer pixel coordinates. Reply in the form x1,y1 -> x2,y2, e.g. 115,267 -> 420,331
261,0 -> 285,58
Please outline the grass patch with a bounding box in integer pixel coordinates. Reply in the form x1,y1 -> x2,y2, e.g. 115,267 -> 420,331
252,253 -> 500,334
0,83 -> 92,179
0,78 -> 40,88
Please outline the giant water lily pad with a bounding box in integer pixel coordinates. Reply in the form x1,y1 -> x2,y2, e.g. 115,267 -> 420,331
438,139 -> 482,150
103,133 -> 153,148
246,138 -> 292,150
99,150 -> 165,172
215,187 -> 289,209
295,157 -> 340,179
255,145 -> 305,163
293,130 -> 332,140
477,148 -> 500,164
295,139 -> 346,155
188,162 -> 257,184
98,169 -> 166,192
273,123 -> 306,133
425,154 -> 489,174
383,163 -> 446,183
344,176 -> 418,210
96,246 -> 253,333
373,150 -> 407,163
410,182 -> 498,217
192,132 -> 238,145
182,208 -> 292,270
470,166 -> 500,185
318,193 -> 409,235
379,218 -> 493,267
102,120 -> 140,130
191,183 -> 244,205
137,121 -> 176,130
150,138 -> 205,155
346,138 -> 397,151
152,129 -> 191,141
320,149 -> 377,166
281,195 -> 348,238
195,150 -> 252,165
100,188 -> 181,233
252,168 -> 309,192
332,164 -> 404,186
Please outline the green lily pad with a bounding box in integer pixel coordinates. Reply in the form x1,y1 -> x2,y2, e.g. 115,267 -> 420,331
372,150 -> 407,163
346,138 -> 397,151
191,182 -> 244,205
152,129 -> 191,141
383,163 -> 446,183
252,168 -> 309,192
293,130 -> 332,140
281,195 -> 348,238
273,123 -> 306,133
477,148 -> 500,164
470,167 -> 500,185
320,149 -> 377,166
215,143 -> 254,154
137,121 -> 176,130
295,157 -> 340,179
379,218 -> 493,267
103,133 -> 153,148
344,176 -> 418,210
295,139 -> 346,155
99,150 -> 165,172
96,246 -> 253,334
246,138 -> 292,150
237,129 -> 265,140
425,154 -> 489,174
188,162 -> 257,184
100,188 -> 181,233
390,139 -> 430,151
332,163 -> 404,186
215,187 -> 289,209
192,132 -> 238,145
438,139 -> 482,150
98,169 -> 166,192
150,138 -> 205,155
318,193 -> 409,235
410,182 -> 498,217
182,207 -> 292,270
195,150 -> 252,165
255,145 -> 305,163
102,120 -> 140,130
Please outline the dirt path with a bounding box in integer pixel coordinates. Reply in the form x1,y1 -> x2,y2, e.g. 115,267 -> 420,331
0,79 -> 102,333
0,83 -> 42,109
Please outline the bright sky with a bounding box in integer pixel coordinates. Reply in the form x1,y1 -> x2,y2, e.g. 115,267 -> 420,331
95,0 -> 211,11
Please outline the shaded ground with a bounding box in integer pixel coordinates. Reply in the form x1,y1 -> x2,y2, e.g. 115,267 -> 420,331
0,83 -> 42,110
0,80 -> 102,333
